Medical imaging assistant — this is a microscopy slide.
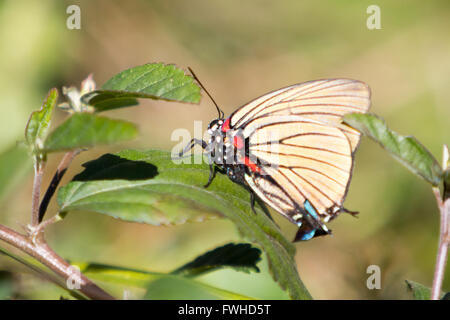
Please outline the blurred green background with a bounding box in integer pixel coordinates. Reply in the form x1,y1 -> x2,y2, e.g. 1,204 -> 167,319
0,0 -> 449,299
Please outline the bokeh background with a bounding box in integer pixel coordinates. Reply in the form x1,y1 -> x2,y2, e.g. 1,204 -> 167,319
0,0 -> 449,299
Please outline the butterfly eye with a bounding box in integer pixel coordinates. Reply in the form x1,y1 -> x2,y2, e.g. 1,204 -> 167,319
208,119 -> 221,131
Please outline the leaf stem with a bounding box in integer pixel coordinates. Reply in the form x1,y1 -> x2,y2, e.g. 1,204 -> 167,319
31,160 -> 45,226
431,187 -> 449,300
0,223 -> 114,300
39,150 -> 81,223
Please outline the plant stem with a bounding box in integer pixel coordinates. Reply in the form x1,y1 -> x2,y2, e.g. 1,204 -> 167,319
431,187 -> 449,300
1,148 -> 114,299
38,150 -> 81,223
0,223 -> 114,300
0,245 -> 87,300
31,160 -> 45,226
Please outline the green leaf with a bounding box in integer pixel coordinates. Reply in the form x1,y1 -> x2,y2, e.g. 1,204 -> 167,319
75,262 -> 163,288
81,63 -> 201,112
172,243 -> 262,277
344,113 -> 443,186
74,262 -> 255,299
405,280 -> 449,300
57,154 -> 223,225
84,95 -> 139,113
58,149 -> 311,299
25,88 -> 58,152
0,144 -> 32,204
405,280 -> 431,300
78,244 -> 260,282
144,275 -> 254,300
43,113 -> 138,152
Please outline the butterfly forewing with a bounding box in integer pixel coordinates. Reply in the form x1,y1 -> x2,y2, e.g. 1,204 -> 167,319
230,79 -> 370,152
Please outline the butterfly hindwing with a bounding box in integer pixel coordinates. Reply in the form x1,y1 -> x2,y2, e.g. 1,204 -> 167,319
242,116 -> 352,218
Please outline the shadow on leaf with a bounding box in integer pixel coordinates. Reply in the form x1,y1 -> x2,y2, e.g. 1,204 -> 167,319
73,154 -> 158,181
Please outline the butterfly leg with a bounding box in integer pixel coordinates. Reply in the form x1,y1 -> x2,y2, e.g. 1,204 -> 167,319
178,138 -> 208,157
177,139 -> 217,188
250,192 -> 256,214
204,163 -> 216,188
248,191 -> 276,223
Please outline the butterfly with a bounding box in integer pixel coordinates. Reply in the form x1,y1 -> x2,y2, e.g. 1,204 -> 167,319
180,69 -> 371,241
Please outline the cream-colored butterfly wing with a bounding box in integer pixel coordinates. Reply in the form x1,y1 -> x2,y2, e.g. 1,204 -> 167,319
240,115 -> 352,221
230,79 -> 371,153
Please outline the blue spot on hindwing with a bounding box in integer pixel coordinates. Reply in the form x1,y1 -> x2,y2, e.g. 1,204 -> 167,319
304,200 -> 319,219
299,229 -> 316,241
296,200 -> 320,241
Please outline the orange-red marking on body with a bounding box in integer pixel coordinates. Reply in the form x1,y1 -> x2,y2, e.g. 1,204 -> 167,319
243,156 -> 261,173
233,135 -> 244,149
221,118 -> 231,132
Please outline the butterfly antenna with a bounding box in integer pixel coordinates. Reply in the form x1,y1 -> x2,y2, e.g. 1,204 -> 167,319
188,67 -> 224,119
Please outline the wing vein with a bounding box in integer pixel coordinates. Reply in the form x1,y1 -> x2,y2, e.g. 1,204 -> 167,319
251,142 -> 349,157
278,165 -> 346,188
254,149 -> 348,172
